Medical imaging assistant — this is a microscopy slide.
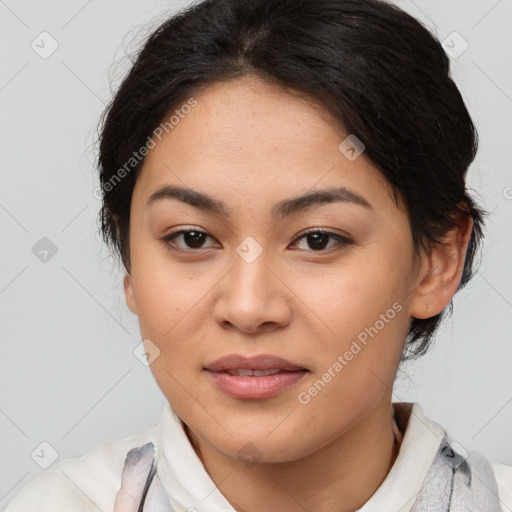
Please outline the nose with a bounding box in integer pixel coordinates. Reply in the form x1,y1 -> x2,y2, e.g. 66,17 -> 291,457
213,248 -> 292,334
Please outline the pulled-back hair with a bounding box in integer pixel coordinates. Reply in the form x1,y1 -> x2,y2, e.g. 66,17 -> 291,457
97,0 -> 485,360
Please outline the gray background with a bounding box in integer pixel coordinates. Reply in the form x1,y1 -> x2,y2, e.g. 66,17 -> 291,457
1,0 -> 511,507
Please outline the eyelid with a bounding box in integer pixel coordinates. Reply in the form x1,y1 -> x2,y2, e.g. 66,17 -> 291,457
292,226 -> 352,242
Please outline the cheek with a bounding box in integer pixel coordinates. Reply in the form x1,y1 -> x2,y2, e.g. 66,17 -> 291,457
135,287 -> 208,361
130,268 -> 221,403
295,248 -> 411,406
294,294 -> 408,440
129,241 -> 211,336
303,251 -> 409,343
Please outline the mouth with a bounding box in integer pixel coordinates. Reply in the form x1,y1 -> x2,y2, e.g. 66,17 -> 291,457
221,368 -> 289,376
204,353 -> 308,372
204,354 -> 309,399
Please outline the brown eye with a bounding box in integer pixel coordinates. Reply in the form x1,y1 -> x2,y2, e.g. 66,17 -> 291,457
161,228 -> 217,250
291,229 -> 352,252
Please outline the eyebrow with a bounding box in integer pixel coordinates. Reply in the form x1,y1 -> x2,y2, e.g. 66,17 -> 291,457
146,184 -> 372,219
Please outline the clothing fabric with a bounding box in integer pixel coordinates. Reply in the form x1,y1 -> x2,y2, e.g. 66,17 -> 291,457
5,402 -> 512,512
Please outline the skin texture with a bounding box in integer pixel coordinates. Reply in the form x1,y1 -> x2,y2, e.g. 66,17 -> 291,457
123,75 -> 473,512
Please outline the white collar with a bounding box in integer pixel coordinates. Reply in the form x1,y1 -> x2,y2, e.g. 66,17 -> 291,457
155,401 -> 446,512
156,403 -> 236,511
357,402 -> 446,512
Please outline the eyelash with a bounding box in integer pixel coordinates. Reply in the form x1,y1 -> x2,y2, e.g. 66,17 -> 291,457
159,226 -> 353,253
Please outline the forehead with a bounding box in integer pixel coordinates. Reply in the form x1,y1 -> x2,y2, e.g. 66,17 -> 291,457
132,75 -> 398,217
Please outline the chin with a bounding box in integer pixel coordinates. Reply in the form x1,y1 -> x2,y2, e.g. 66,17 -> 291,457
203,424 -> 319,465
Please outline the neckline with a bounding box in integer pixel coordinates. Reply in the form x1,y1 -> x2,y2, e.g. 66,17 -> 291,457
155,401 -> 446,512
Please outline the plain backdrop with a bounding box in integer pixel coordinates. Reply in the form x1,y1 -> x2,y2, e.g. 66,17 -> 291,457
1,0 -> 511,508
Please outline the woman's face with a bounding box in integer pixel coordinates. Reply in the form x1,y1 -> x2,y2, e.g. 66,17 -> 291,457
124,75 -> 421,462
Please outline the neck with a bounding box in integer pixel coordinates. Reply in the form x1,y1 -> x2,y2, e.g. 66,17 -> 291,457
185,397 -> 400,512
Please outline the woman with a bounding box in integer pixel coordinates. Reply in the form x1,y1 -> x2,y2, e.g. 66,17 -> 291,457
6,0 -> 512,510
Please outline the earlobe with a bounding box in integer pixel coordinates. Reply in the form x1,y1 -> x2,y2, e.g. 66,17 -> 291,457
123,273 -> 138,315
410,216 -> 473,320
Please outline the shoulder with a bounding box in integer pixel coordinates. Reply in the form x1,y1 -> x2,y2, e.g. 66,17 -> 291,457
4,426 -> 158,512
393,402 -> 512,511
492,462 -> 512,512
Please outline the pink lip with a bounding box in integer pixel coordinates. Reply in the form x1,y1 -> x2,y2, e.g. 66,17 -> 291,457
205,370 -> 308,399
204,354 -> 307,372
204,354 -> 309,399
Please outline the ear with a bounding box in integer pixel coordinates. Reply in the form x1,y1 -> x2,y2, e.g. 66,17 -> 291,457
123,273 -> 138,315
410,215 -> 473,319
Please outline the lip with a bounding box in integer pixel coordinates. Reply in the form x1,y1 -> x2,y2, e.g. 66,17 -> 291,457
204,354 -> 309,399
204,354 -> 307,372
